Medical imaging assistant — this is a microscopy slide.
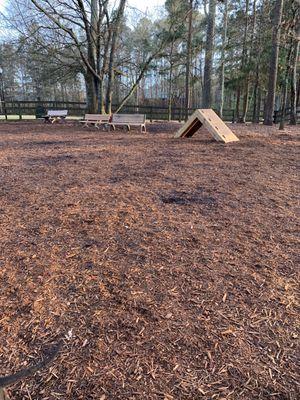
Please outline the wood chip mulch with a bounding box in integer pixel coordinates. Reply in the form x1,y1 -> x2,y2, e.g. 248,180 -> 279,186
0,121 -> 299,399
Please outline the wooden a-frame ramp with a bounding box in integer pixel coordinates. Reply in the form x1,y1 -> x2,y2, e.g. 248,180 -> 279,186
174,109 -> 239,143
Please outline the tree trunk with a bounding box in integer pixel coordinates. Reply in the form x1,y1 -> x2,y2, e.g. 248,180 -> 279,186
85,71 -> 99,113
99,79 -> 105,113
90,0 -> 98,62
279,41 -> 293,130
105,0 -> 126,114
242,0 -> 257,123
297,75 -> 300,107
239,0 -> 250,123
235,87 -> 241,122
219,0 -> 228,119
202,0 -> 216,108
290,39 -> 299,124
263,0 -> 284,125
185,0 -> 193,120
234,0 -> 249,122
168,40 -> 175,121
252,66 -> 261,123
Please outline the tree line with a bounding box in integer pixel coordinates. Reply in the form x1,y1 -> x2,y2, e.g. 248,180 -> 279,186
0,0 -> 299,126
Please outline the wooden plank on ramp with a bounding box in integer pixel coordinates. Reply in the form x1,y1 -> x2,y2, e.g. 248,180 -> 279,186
174,109 -> 239,143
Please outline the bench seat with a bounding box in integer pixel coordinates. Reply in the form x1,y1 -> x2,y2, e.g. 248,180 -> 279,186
108,114 -> 146,133
80,114 -> 110,128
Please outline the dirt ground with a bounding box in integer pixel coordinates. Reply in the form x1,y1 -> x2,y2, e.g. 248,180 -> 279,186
0,121 -> 299,400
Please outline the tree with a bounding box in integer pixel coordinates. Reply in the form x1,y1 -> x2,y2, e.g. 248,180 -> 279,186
24,0 -> 116,112
290,16 -> 300,125
202,0 -> 216,108
164,0 -> 187,120
105,0 -> 126,114
185,0 -> 193,120
241,0 -> 257,123
263,0 -> 284,125
219,0 -> 228,119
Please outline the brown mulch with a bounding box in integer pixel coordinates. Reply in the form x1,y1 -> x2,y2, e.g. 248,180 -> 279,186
0,121 -> 299,400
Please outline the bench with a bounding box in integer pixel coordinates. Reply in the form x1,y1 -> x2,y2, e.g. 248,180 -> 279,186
80,114 -> 110,129
108,114 -> 146,133
44,110 -> 68,123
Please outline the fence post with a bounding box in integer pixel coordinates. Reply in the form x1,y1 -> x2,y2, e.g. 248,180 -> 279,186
18,101 -> 22,120
232,109 -> 235,123
4,101 -> 7,120
150,106 -> 153,122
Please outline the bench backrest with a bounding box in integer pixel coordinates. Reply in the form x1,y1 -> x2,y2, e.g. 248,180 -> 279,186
47,110 -> 68,117
84,114 -> 110,122
111,114 -> 146,124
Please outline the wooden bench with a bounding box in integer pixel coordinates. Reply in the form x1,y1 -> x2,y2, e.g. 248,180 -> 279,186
108,114 -> 146,133
80,114 -> 110,129
44,110 -> 68,124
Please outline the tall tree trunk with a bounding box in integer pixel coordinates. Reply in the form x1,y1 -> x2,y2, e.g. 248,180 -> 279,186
235,0 -> 250,122
242,0 -> 256,123
105,0 -> 126,114
185,0 -> 193,120
90,0 -> 98,62
252,65 -> 261,123
202,0 -> 216,108
99,79 -> 105,113
279,41 -> 293,130
263,0 -> 284,125
168,40 -> 175,121
235,87 -> 241,122
85,72 -> 99,113
99,26 -> 112,113
297,75 -> 300,107
251,0 -> 267,123
88,0 -> 99,112
290,37 -> 299,124
219,0 -> 228,119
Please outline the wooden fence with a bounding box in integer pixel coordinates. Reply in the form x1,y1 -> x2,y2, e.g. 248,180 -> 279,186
0,100 -> 299,123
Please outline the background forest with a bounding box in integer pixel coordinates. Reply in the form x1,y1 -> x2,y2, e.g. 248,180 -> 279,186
0,0 -> 299,124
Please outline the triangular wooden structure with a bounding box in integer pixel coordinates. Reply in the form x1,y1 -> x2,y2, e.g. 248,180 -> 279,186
174,109 -> 239,143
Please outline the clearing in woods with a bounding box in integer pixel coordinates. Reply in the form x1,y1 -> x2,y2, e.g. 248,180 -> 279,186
0,121 -> 299,399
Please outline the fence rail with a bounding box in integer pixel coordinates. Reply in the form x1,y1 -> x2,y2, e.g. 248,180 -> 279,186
0,100 -> 299,123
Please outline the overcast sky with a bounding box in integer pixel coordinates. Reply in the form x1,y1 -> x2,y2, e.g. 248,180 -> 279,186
0,0 -> 165,13
128,0 -> 164,12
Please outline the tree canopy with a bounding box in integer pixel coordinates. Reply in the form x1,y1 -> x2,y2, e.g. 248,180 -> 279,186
0,0 -> 299,123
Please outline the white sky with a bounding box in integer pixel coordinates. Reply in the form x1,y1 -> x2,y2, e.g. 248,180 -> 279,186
0,0 -> 165,38
0,0 -> 165,13
128,0 -> 164,12
0,0 -> 5,11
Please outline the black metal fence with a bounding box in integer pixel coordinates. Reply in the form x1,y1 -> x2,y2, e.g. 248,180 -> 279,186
273,107 -> 300,124
0,100 -> 299,123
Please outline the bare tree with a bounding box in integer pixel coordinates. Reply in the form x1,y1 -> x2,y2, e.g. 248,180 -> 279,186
105,0 -> 126,114
27,0 -> 113,112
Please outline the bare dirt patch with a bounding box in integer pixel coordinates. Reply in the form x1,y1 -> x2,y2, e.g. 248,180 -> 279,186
0,121 -> 299,399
